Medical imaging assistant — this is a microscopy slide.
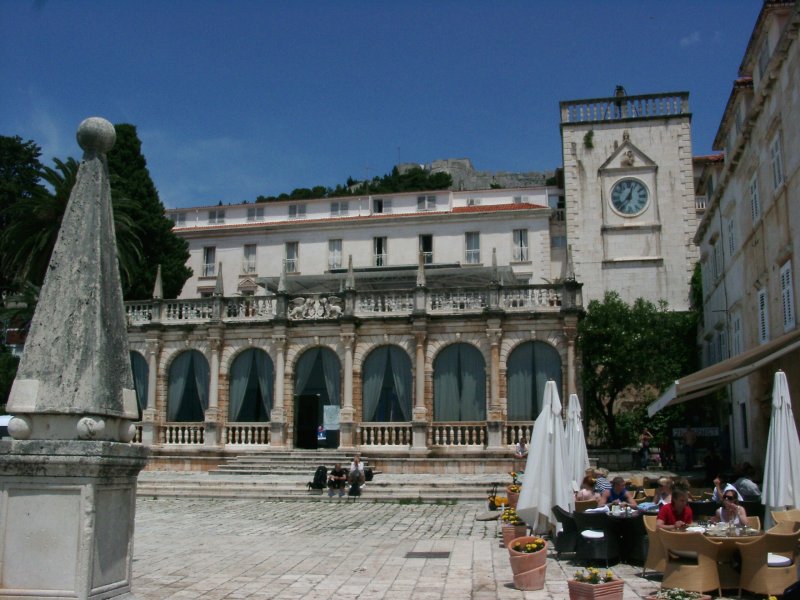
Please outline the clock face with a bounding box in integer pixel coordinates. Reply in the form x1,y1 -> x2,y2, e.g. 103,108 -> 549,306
611,178 -> 649,215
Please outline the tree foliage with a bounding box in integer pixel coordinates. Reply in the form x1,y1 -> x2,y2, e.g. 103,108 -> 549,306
0,344 -> 19,409
107,124 -> 191,299
255,166 -> 453,203
577,291 -> 698,446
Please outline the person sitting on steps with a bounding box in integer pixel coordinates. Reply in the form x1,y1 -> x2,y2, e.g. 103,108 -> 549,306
349,454 -> 365,496
327,463 -> 347,498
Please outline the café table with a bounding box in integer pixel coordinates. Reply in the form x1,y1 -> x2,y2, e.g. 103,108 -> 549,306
606,508 -> 648,564
701,524 -> 763,589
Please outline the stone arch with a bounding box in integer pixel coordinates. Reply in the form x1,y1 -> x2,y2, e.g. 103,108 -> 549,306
361,344 -> 413,422
505,340 -> 563,421
221,339 -> 272,376
293,346 -> 342,449
129,350 -> 148,418
227,348 -> 274,422
432,342 -> 487,421
166,349 -> 210,422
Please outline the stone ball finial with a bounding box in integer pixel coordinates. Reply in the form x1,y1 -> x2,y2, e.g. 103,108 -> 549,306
76,117 -> 116,154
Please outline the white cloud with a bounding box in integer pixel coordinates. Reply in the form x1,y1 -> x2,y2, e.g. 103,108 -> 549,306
680,31 -> 701,47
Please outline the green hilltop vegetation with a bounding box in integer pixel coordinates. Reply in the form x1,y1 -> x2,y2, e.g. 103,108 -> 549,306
254,166 -> 453,203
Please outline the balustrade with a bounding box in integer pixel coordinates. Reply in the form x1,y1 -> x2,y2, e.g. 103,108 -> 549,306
561,92 -> 689,124
428,422 -> 487,447
355,292 -> 414,316
126,302 -> 153,325
164,299 -> 214,322
131,424 -> 143,444
500,287 -> 561,311
428,290 -> 487,313
505,422 -> 534,446
358,423 -> 413,446
223,423 -> 271,445
162,423 -> 205,445
225,297 -> 274,320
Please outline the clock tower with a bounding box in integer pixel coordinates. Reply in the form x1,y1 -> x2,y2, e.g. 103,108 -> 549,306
559,88 -> 700,310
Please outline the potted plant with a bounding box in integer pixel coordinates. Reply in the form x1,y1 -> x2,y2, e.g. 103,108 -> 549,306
507,536 -> 547,590
645,589 -> 712,600
567,568 -> 624,600
500,508 -> 528,548
507,472 -> 521,508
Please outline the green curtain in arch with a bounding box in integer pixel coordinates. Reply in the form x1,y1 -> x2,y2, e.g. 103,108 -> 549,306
129,351 -> 148,417
228,349 -> 274,422
362,345 -> 412,422
506,341 -> 562,420
294,347 -> 341,406
167,350 -> 209,422
433,343 -> 486,421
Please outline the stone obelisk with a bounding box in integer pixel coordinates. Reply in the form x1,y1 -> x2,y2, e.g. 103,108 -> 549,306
0,117 -> 147,599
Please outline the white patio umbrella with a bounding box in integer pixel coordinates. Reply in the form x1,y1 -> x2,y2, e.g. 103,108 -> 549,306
762,370 -> 800,529
565,393 -> 590,492
516,380 -> 574,533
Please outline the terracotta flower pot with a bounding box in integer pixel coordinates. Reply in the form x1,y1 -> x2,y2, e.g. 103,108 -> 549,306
567,579 -> 624,600
513,563 -> 546,591
501,524 -> 527,548
507,487 -> 520,508
507,536 -> 547,574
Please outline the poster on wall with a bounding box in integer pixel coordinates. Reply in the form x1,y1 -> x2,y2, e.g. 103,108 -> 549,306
324,405 -> 340,431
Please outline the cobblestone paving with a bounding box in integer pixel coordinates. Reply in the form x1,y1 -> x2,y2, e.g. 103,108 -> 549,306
131,498 -> 758,600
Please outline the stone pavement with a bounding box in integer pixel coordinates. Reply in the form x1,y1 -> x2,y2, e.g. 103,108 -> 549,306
130,497 -> 750,600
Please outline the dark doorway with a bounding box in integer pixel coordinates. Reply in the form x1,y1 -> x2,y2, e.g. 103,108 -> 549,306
296,394 -> 320,449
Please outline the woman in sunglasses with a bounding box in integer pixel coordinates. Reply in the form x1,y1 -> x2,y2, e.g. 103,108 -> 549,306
711,492 -> 748,525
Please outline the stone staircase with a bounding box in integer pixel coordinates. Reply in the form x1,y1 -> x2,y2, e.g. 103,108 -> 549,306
136,450 -> 506,503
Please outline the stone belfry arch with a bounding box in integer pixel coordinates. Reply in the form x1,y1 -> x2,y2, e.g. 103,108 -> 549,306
0,118 -> 147,598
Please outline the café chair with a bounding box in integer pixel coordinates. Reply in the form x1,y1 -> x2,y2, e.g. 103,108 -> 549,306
574,510 -> 620,567
641,515 -> 666,576
736,528 -> 800,598
552,505 -> 579,558
657,529 -> 722,597
575,499 -> 598,513
643,488 -> 656,501
745,515 -> 760,530
771,508 -> 800,525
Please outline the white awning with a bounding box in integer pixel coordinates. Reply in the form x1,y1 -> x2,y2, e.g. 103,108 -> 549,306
648,327 -> 800,416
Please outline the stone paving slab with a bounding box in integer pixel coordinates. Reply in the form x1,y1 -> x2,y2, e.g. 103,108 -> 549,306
130,497 -> 765,599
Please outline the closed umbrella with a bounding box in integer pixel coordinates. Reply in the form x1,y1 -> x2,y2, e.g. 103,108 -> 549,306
516,380 -> 574,533
762,370 -> 800,529
565,393 -> 590,491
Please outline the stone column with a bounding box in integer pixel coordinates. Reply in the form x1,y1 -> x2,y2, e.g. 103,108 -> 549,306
270,334 -> 287,447
338,331 -> 356,450
565,321 -> 578,397
486,321 -> 505,450
411,324 -> 429,453
204,336 -> 222,447
0,118 -> 147,599
140,337 -> 160,446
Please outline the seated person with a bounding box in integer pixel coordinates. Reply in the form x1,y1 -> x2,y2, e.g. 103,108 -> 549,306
712,474 -> 743,503
598,476 -> 638,509
657,488 -> 693,530
710,490 -> 748,525
593,468 -> 612,495
514,436 -> 528,459
327,463 -> 348,497
733,462 -> 761,500
576,475 -> 597,501
349,454 -> 365,486
652,477 -> 672,505
672,476 -> 694,499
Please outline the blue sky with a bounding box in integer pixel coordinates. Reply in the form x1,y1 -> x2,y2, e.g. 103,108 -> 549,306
1,1 -> 760,209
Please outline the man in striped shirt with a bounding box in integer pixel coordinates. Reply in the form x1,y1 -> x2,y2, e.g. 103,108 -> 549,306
593,468 -> 612,495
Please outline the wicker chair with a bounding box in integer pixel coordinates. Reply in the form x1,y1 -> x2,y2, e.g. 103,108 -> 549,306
574,499 -> 598,513
641,515 -> 666,576
574,510 -> 620,567
745,515 -> 760,530
657,529 -> 722,597
771,508 -> 800,525
553,505 -> 580,558
736,528 -> 800,598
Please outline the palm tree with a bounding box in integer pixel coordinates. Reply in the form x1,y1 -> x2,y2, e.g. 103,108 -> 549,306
0,156 -> 142,291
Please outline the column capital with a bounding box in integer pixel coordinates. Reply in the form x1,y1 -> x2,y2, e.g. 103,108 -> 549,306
145,338 -> 161,355
208,338 -> 221,352
486,327 -> 503,346
340,332 -> 355,349
272,334 -> 287,350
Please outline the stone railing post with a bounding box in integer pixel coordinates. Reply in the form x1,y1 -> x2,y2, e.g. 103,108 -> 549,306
270,333 -> 287,447
411,323 -> 429,453
338,331 -> 356,450
140,337 -> 160,446
486,322 -> 504,450
204,336 -> 222,447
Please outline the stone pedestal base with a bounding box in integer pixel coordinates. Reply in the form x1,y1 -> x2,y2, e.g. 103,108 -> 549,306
411,421 -> 429,452
0,440 -> 148,599
269,419 -> 285,447
486,420 -> 504,450
338,421 -> 355,450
